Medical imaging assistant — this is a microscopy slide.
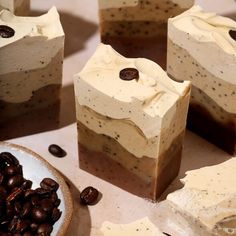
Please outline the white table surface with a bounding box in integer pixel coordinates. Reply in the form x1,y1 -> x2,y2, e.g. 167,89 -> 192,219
8,1 -> 236,235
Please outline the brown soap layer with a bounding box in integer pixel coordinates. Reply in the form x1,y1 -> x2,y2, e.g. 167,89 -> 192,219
187,103 -> 236,155
0,84 -> 61,140
101,35 -> 167,69
77,121 -> 183,200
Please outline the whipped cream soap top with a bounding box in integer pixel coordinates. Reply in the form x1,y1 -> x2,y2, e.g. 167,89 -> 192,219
0,7 -> 64,75
74,43 -> 190,139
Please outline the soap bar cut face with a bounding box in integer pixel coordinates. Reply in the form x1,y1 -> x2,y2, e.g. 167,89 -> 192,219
0,7 -> 64,140
99,217 -> 165,236
0,0 -> 30,16
167,158 -> 236,236
98,0 -> 194,68
74,43 -> 191,200
167,5 -> 236,155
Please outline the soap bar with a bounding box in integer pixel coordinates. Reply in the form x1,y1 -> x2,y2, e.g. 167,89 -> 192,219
0,7 -> 64,140
0,0 -> 30,16
98,0 -> 194,68
167,158 -> 236,236
74,43 -> 190,200
167,5 -> 236,155
99,217 -> 165,236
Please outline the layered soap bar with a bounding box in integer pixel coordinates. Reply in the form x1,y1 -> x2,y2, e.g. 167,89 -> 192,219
74,44 -> 191,200
167,6 -> 236,155
0,0 -> 30,16
99,217 -> 165,236
167,158 -> 236,236
0,7 -> 64,140
98,0 -> 194,68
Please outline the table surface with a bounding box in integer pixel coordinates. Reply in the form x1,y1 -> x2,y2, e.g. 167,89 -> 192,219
8,1 -> 236,235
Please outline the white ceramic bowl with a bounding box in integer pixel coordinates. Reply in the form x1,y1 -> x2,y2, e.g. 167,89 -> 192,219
0,141 -> 73,236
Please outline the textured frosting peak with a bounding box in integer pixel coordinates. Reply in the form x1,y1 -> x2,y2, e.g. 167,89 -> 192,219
74,43 -> 190,139
170,5 -> 236,55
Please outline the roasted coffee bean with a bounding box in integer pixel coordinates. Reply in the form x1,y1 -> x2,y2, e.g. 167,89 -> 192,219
229,30 -> 236,41
21,180 -> 32,190
48,144 -> 67,158
0,232 -> 9,236
7,175 -> 24,189
54,199 -> 61,207
6,203 -> 14,218
30,222 -> 38,232
35,188 -> 51,197
80,186 -> 99,205
41,199 -> 53,213
20,202 -> 31,218
119,68 -> 139,81
0,25 -> 15,38
15,219 -> 30,233
7,188 -> 23,202
40,178 -> 59,192
8,217 -> 18,232
51,208 -> 62,222
23,232 -> 33,236
50,191 -> 58,203
37,223 -> 53,235
0,186 -> 7,199
0,173 -> 4,184
31,208 -> 47,223
31,195 -> 40,207
24,189 -> 35,199
5,165 -> 22,176
14,202 -> 22,214
0,152 -> 19,166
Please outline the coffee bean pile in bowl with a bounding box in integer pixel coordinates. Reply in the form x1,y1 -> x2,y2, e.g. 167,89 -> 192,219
0,152 -> 62,235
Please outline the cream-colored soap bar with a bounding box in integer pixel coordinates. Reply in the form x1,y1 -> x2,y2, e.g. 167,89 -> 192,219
167,158 -> 236,236
74,43 -> 190,200
0,7 -> 64,140
98,217 -> 165,236
167,5 -> 236,155
0,0 -> 30,16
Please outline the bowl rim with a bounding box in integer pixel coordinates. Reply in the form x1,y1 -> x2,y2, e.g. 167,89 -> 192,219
0,141 -> 73,236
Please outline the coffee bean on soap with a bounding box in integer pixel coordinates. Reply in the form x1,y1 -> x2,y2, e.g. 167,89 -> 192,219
0,25 -> 15,38
229,30 -> 236,41
48,144 -> 67,157
119,68 -> 139,81
80,186 -> 99,205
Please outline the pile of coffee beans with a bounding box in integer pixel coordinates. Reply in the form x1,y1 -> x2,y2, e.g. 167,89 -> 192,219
0,152 -> 62,235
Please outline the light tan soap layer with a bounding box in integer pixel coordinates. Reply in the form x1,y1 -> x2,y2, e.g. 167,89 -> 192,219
167,39 -> 236,121
167,158 -> 236,236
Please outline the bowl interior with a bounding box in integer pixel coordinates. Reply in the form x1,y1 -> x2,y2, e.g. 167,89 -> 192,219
0,142 -> 73,236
